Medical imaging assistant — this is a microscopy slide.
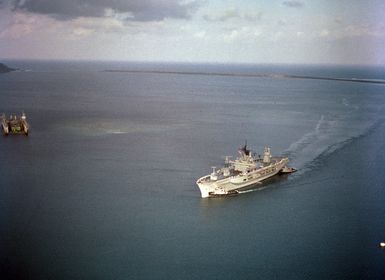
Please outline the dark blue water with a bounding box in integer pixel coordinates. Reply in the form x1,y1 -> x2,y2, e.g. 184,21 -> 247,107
1,61 -> 385,279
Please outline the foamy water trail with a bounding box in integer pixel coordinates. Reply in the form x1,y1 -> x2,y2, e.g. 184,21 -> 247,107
238,186 -> 268,194
315,115 -> 323,131
106,130 -> 129,135
342,98 -> 359,110
284,114 -> 327,160
283,108 -> 384,174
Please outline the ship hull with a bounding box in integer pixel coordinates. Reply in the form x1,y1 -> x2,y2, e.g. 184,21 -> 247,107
197,158 -> 288,198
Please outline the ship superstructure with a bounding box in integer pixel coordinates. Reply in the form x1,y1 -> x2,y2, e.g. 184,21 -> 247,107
1,112 -> 29,135
196,143 -> 294,198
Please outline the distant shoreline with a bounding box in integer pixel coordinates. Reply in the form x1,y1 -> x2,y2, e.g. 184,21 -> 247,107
104,69 -> 385,85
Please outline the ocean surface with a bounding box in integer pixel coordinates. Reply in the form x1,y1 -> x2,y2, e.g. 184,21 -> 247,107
0,60 -> 385,279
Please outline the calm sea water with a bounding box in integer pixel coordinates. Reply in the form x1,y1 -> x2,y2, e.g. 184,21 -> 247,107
1,61 -> 385,279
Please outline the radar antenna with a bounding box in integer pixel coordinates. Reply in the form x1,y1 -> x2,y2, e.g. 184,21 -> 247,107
223,156 -> 233,167
239,140 -> 250,156
221,155 -> 233,162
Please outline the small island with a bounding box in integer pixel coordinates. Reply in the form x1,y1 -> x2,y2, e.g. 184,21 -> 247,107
0,62 -> 16,74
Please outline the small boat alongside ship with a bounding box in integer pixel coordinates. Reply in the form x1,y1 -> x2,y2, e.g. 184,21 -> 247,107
196,143 -> 296,198
1,112 -> 29,135
280,166 -> 297,174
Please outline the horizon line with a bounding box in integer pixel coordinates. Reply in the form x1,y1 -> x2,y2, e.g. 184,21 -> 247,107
1,58 -> 384,67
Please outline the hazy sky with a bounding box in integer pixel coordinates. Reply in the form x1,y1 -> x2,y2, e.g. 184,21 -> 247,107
1,0 -> 385,64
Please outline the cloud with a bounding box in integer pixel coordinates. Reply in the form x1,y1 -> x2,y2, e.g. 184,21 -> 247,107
282,1 -> 304,8
334,18 -> 343,25
203,8 -> 239,22
244,12 -> 263,22
193,30 -> 206,38
0,11 -> 58,39
72,27 -> 94,37
319,29 -> 329,37
217,8 -> 239,21
223,30 -> 238,42
222,26 -> 263,43
203,8 -> 262,22
7,0 -> 198,21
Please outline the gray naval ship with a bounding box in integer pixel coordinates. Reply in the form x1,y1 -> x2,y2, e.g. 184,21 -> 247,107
196,143 -> 296,198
